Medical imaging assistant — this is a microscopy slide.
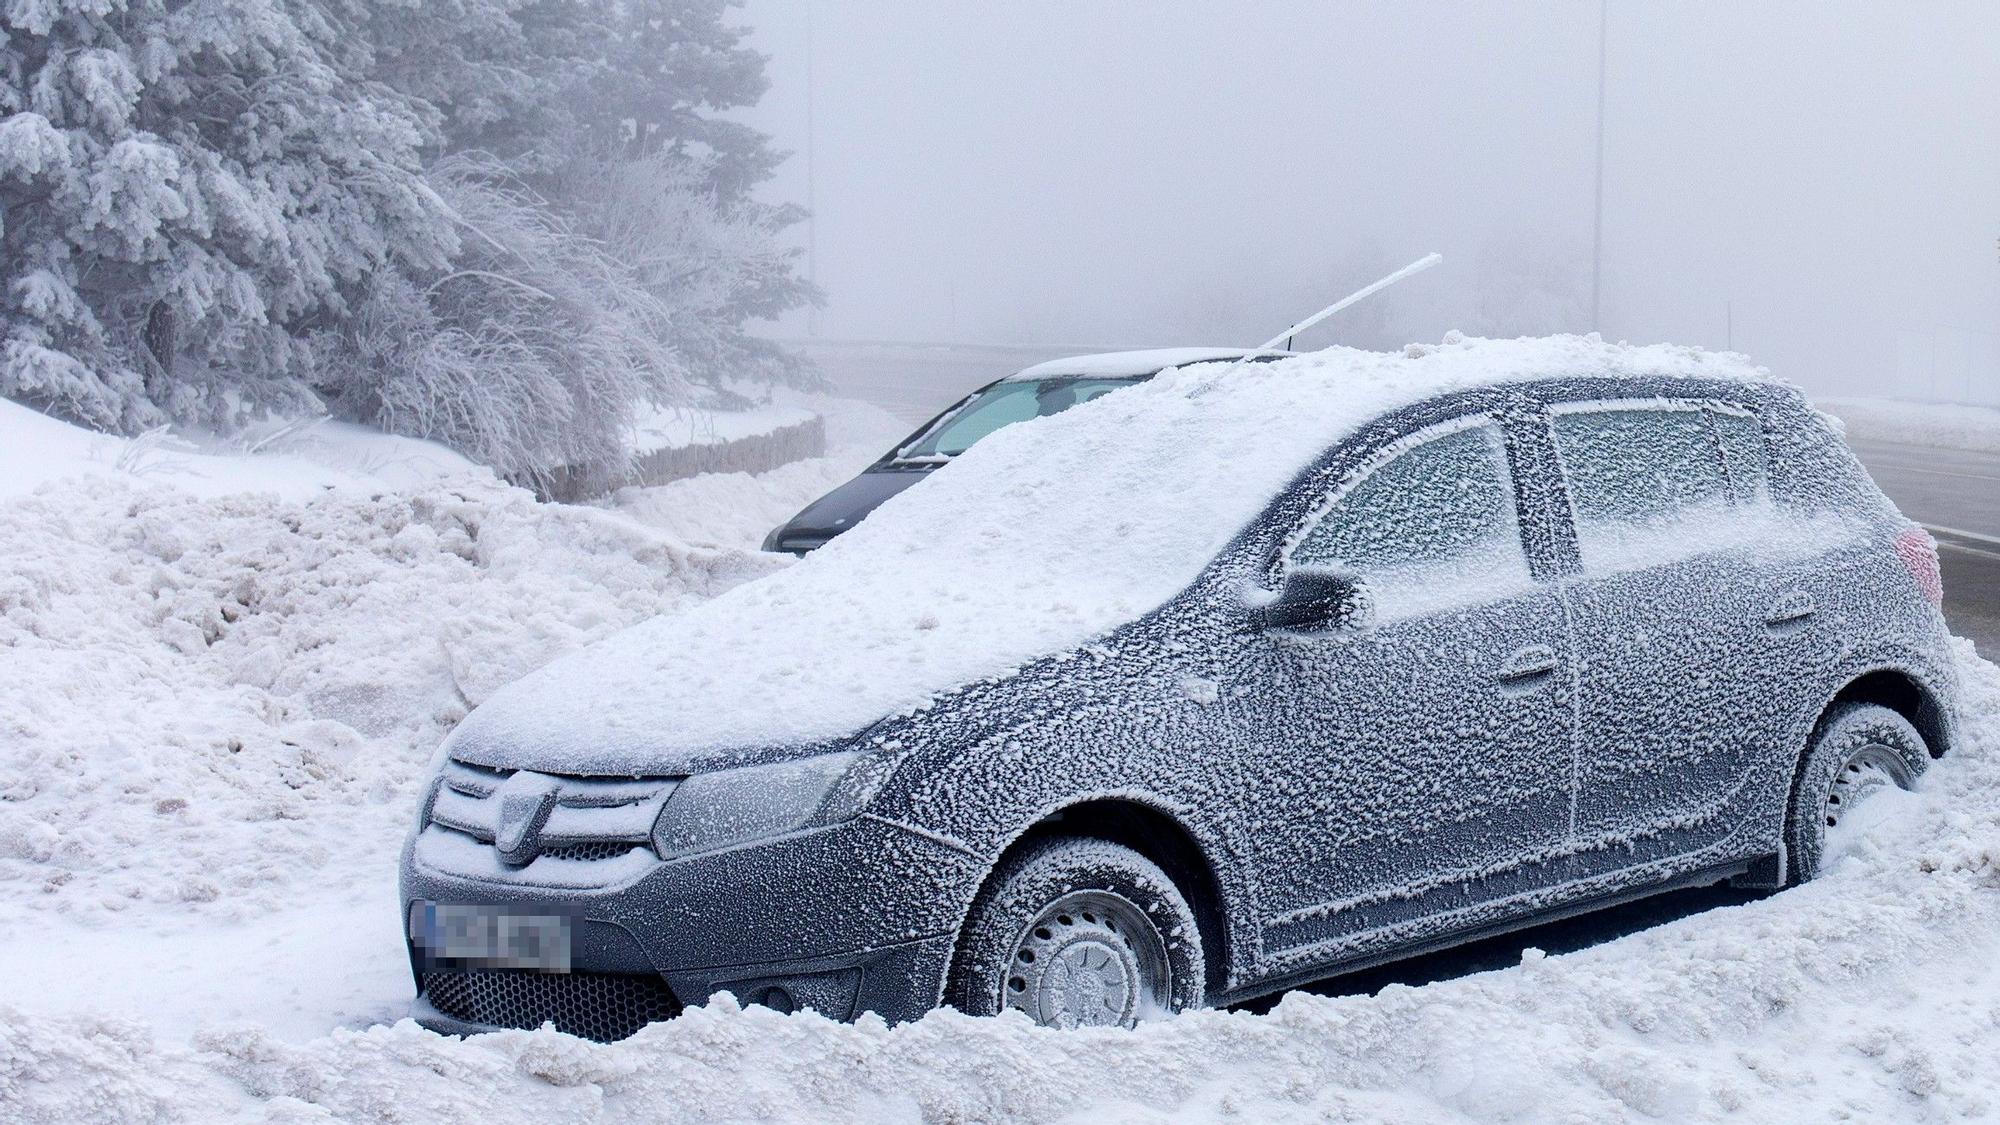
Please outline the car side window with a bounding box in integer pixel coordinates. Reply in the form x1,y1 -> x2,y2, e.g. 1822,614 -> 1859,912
1551,403 -> 1736,567
1708,407 -> 1770,506
1288,420 -> 1531,619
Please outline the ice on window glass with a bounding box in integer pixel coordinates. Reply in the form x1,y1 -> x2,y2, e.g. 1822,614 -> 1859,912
1289,421 -> 1530,620
1555,404 -> 1746,569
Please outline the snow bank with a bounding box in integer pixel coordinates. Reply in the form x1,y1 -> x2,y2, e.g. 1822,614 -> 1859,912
1819,396 -> 2000,456
0,398 -> 485,503
455,335 -> 1774,769
0,477 -> 779,926
2,642 -> 1997,1123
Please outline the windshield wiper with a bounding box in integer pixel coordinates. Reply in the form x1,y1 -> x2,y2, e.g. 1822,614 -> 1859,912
884,452 -> 952,467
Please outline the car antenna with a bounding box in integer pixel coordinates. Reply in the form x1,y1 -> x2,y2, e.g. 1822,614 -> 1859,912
1190,252 -> 1443,397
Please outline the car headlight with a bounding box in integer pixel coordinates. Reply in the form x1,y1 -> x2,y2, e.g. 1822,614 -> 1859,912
650,749 -> 899,859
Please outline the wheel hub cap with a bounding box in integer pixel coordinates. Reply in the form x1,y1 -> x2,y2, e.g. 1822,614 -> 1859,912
1825,744 -> 1908,829
1041,938 -> 1134,1025
1002,890 -> 1168,1029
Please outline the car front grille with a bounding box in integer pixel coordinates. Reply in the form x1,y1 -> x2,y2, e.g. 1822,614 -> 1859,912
419,759 -> 678,875
538,841 -> 646,863
422,969 -> 683,1041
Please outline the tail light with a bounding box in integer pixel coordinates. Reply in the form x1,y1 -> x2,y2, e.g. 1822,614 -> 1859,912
1892,526 -> 1943,608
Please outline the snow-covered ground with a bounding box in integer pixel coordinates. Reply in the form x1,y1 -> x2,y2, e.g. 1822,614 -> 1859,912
3,391 -> 1999,1122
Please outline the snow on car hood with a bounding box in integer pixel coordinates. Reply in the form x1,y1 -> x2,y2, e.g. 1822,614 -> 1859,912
447,334 -> 1773,774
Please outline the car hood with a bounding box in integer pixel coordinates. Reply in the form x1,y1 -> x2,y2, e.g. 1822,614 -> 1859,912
444,701 -> 851,777
779,466 -> 931,540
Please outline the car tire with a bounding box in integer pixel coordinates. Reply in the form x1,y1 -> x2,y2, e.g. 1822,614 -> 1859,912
947,837 -> 1204,1028
1784,702 -> 1930,885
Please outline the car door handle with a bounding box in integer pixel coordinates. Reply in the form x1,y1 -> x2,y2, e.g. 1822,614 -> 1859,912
1496,644 -> 1561,684
1763,590 -> 1818,630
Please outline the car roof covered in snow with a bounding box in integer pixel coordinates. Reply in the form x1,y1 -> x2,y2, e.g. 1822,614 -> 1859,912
449,334 -> 1777,772
1001,347 -> 1287,381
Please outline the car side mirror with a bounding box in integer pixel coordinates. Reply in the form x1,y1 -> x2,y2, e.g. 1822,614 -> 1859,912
1249,569 -> 1373,636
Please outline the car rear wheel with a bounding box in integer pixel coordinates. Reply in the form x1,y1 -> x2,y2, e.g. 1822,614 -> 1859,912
947,837 -> 1204,1028
1785,702 -> 1929,884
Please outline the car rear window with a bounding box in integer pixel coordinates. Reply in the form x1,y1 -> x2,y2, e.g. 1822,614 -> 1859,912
1288,419 -> 1530,618
1552,403 -> 1747,566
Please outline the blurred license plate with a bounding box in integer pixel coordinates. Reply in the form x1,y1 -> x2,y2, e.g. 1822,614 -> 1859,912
412,902 -> 572,971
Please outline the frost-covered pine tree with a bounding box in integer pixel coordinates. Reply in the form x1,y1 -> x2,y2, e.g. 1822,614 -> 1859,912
0,0 -> 815,494
0,0 -> 455,431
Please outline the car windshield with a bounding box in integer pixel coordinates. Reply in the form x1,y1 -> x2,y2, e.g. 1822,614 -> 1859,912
895,377 -> 1144,460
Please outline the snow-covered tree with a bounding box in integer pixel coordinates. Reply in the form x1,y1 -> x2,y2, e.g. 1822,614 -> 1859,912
0,0 -> 455,431
0,0 -> 815,493
558,149 -> 814,393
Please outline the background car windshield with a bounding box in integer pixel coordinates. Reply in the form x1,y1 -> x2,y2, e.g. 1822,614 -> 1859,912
899,377 -> 1141,459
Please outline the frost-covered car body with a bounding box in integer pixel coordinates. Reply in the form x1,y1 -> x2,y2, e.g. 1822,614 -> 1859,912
762,347 -> 1291,554
401,338 -> 1958,1040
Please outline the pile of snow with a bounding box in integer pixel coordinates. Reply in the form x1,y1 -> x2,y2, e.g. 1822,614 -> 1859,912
0,399 -> 487,503
0,393 -> 935,930
0,477 -> 780,927
0,390 -> 900,1050
1819,396 -> 2000,456
454,334 -> 1775,767
1,646 -> 1995,1122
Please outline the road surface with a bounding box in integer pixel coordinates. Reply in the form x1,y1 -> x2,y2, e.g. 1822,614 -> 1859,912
802,340 -> 2000,655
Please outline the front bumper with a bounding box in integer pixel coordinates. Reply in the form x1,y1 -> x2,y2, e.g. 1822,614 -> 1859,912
401,816 -> 983,1035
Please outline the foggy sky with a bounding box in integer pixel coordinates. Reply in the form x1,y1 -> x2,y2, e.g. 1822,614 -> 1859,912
738,2 -> 1999,402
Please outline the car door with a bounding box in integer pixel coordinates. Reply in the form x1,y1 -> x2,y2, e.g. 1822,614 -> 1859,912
1549,399 -> 1792,874
1236,411 -> 1578,960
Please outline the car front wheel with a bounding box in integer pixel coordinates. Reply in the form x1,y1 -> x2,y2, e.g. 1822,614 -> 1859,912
1786,701 -> 1930,884
948,837 -> 1204,1028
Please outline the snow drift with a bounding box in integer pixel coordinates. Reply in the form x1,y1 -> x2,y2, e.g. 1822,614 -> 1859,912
2,645 -> 1997,1122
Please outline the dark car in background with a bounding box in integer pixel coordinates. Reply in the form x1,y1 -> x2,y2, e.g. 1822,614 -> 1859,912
402,341 -> 1958,1039
761,347 -> 1291,554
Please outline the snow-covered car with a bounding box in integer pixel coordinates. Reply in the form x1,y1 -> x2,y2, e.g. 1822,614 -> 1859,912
761,347 -> 1293,554
401,335 -> 1959,1040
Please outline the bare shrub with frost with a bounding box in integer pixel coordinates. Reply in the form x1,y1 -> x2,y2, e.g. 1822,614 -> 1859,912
314,156 -> 690,496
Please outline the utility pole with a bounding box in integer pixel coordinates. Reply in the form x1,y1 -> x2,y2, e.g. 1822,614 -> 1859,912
805,2 -> 820,338
1589,0 -> 1607,334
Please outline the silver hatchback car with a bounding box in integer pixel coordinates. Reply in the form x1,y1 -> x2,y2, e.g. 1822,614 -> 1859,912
402,339 -> 1958,1039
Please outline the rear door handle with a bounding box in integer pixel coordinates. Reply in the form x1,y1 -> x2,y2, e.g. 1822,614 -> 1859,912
1497,643 -> 1561,685
1763,590 -> 1818,629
